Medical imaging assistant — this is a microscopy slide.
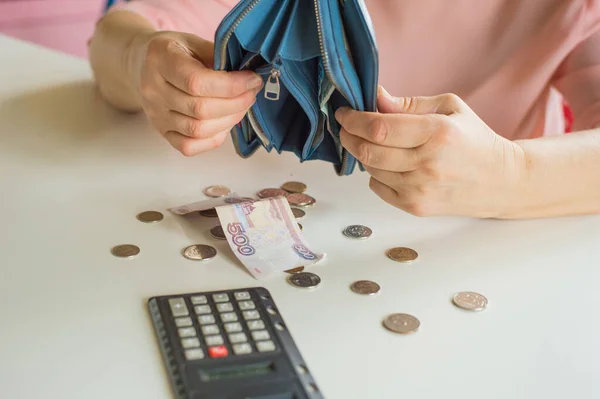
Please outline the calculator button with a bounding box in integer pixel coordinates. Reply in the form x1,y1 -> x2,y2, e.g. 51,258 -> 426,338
208,345 -> 229,358
168,298 -> 189,317
181,337 -> 200,349
224,322 -> 243,333
251,330 -> 270,341
178,327 -> 197,338
174,317 -> 193,327
205,334 -> 224,346
220,312 -> 238,323
197,315 -> 216,325
228,332 -> 247,344
194,305 -> 211,315
232,343 -> 253,355
201,325 -> 220,335
256,340 -> 276,352
216,302 -> 234,312
190,295 -> 207,305
212,293 -> 229,303
243,310 -> 260,320
184,348 -> 205,361
238,300 -> 256,310
234,291 -> 251,301
247,320 -> 265,330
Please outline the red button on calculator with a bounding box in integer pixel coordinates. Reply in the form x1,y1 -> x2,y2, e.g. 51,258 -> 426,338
208,345 -> 228,358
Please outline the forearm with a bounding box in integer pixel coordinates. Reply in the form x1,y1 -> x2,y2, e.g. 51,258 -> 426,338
501,129 -> 600,218
89,11 -> 155,112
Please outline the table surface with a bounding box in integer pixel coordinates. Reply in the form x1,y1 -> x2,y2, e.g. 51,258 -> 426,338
1,35 -> 599,399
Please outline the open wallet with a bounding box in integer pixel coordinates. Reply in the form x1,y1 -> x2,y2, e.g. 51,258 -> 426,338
214,0 -> 379,175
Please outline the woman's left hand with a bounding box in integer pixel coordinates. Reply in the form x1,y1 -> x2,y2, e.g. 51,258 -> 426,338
335,87 -> 527,218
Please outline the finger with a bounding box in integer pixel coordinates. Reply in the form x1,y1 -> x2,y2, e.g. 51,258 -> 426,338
335,107 -> 437,148
377,86 -> 462,116
167,110 -> 246,139
159,42 -> 263,97
340,128 -> 420,172
162,82 -> 258,119
164,130 -> 228,157
368,176 -> 402,208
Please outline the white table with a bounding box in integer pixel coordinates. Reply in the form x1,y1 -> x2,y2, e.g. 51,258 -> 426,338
1,35 -> 599,399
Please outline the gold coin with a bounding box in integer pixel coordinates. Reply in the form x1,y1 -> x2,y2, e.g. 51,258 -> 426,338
204,185 -> 232,198
281,181 -> 307,193
292,208 -> 306,220
257,188 -> 288,198
198,208 -> 218,218
350,280 -> 380,295
383,313 -> 420,334
111,244 -> 140,259
386,247 -> 418,263
284,266 -> 305,274
136,211 -> 163,223
287,193 -> 316,207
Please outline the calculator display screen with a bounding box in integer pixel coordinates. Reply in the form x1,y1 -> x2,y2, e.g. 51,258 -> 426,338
200,361 -> 275,381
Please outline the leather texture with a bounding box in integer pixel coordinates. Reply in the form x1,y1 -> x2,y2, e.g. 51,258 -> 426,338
214,0 -> 378,175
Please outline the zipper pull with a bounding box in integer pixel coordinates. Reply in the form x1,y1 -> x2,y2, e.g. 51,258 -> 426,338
264,69 -> 280,101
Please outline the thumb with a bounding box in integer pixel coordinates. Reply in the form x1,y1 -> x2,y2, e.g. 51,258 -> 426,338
377,86 -> 461,115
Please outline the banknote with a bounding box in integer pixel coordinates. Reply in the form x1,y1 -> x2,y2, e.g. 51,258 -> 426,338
169,194 -> 241,215
216,197 -> 323,279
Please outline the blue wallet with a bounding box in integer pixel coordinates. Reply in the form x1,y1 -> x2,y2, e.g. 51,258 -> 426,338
214,0 -> 379,175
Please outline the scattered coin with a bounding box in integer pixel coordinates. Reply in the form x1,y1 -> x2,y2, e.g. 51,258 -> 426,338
287,193 -> 316,207
204,185 -> 232,198
257,188 -> 288,199
298,223 -> 303,231
453,292 -> 488,311
136,210 -> 164,224
343,225 -> 372,240
284,266 -> 305,274
198,208 -> 218,218
383,313 -> 420,334
224,197 -> 254,204
288,272 -> 321,289
291,207 -> 306,220
350,280 -> 380,295
281,181 -> 307,193
111,244 -> 140,259
210,225 -> 226,240
386,247 -> 418,263
182,244 -> 217,261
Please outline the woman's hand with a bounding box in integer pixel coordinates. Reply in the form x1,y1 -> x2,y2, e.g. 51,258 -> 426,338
335,87 -> 527,218
128,31 -> 263,156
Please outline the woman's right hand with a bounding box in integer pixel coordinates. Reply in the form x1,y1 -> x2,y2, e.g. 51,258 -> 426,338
128,31 -> 263,156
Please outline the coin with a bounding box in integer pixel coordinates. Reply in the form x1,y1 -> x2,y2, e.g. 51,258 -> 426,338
288,272 -> 321,289
204,185 -> 232,198
198,208 -> 218,218
111,244 -> 140,259
350,280 -> 380,295
257,188 -> 288,198
298,223 -> 303,230
182,244 -> 217,261
383,313 -> 420,334
291,208 -> 306,220
287,193 -> 316,207
136,210 -> 164,223
343,225 -> 372,239
281,181 -> 307,193
386,247 -> 418,263
284,266 -> 305,274
224,197 -> 254,204
210,225 -> 226,240
453,292 -> 488,311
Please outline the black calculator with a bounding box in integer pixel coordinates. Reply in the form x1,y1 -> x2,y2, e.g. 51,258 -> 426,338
148,287 -> 323,399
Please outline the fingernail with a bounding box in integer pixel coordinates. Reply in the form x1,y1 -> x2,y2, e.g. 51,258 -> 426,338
335,107 -> 349,121
247,74 -> 264,90
378,85 -> 393,101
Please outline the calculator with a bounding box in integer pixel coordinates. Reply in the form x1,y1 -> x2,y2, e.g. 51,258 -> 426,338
148,287 -> 323,399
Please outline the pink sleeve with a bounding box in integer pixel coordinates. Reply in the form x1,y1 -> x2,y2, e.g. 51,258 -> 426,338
108,0 -> 237,40
553,14 -> 600,131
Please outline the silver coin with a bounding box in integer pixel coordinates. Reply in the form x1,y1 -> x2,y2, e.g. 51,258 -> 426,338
204,185 -> 232,198
350,280 -> 380,295
453,291 -> 488,311
291,207 -> 306,220
182,244 -> 217,261
198,208 -> 218,218
257,188 -> 288,199
281,181 -> 307,193
383,313 -> 420,334
136,210 -> 164,223
210,225 -> 226,240
111,244 -> 140,259
343,225 -> 373,239
288,272 -> 321,289
386,247 -> 418,263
